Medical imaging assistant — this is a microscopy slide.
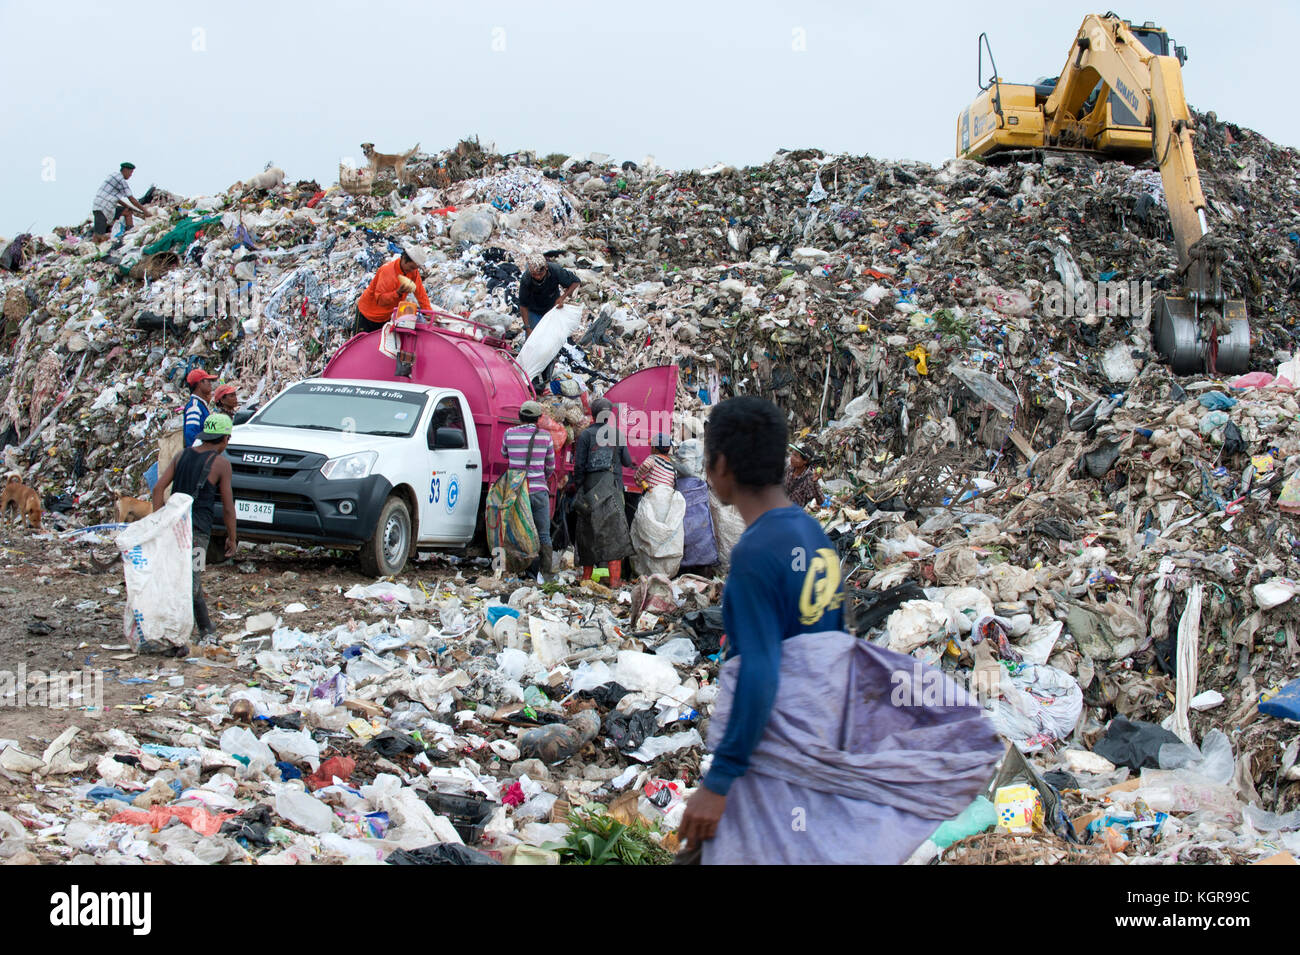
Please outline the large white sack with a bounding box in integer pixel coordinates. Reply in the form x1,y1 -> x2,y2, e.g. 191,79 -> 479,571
631,487 -> 686,577
117,492 -> 194,650
516,304 -> 582,379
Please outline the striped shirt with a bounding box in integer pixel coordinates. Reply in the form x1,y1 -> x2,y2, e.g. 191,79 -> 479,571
501,424 -> 555,494
93,172 -> 133,219
635,453 -> 677,490
184,395 -> 210,447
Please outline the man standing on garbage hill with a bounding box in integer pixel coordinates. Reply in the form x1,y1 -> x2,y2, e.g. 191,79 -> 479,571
354,244 -> 432,334
151,414 -> 238,647
518,253 -> 580,333
91,162 -> 151,240
501,400 -> 556,580
679,397 -> 846,859
183,369 -> 218,447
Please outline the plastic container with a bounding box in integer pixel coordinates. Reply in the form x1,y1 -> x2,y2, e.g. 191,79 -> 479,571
424,791 -> 497,845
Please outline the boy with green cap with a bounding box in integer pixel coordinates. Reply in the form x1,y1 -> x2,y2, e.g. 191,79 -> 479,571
152,413 -> 238,646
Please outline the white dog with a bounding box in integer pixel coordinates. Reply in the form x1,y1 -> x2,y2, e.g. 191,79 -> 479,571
240,166 -> 285,192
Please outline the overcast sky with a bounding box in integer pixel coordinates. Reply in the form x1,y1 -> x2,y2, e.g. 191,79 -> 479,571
2,0 -> 1296,237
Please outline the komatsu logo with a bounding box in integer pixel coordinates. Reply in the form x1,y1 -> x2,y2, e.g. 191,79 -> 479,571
1115,77 -> 1141,114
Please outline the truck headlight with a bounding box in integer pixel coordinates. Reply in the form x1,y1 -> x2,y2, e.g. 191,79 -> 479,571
320,451 -> 377,481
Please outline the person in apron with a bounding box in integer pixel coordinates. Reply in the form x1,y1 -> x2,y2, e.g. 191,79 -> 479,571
573,398 -> 632,588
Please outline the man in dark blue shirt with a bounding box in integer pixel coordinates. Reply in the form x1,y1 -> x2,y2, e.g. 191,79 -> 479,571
679,396 -> 844,851
518,253 -> 580,332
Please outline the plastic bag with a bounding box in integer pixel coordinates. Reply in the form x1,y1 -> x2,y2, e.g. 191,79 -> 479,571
988,662 -> 1083,753
484,468 -> 539,567
219,726 -> 276,775
653,637 -> 699,666
516,304 -> 582,379
274,785 -> 337,834
615,650 -> 682,696
885,600 -> 949,653
948,365 -> 1019,417
978,286 -> 1033,317
673,439 -> 705,479
709,489 -> 746,574
1278,475 -> 1300,515
1157,729 -> 1235,785
116,492 -> 194,651
630,486 -> 686,577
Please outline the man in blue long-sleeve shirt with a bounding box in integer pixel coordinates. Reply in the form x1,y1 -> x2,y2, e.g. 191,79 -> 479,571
183,369 -> 217,446
679,396 -> 844,853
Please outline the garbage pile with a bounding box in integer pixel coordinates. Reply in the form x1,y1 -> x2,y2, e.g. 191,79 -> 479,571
0,570 -> 722,864
1,113 -> 1299,863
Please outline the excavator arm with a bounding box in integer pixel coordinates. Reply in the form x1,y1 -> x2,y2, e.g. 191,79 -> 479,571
1039,14 -> 1248,374
1043,14 -> 1207,267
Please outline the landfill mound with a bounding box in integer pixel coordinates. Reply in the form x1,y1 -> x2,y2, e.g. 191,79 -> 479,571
0,116 -> 1299,864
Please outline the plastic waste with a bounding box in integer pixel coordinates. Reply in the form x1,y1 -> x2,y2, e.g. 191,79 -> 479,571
274,786 -> 336,834
928,796 -> 997,848
947,365 -> 1020,417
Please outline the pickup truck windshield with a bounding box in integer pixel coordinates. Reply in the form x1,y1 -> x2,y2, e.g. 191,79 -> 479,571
254,382 -> 427,438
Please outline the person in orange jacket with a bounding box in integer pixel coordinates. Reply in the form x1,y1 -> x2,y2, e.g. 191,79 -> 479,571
354,244 -> 432,333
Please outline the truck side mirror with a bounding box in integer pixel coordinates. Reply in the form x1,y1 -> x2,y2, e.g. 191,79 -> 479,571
433,427 -> 466,450
1175,45 -> 1187,65
232,409 -> 255,425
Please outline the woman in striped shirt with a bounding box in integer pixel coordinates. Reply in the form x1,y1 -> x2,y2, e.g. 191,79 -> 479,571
635,434 -> 677,491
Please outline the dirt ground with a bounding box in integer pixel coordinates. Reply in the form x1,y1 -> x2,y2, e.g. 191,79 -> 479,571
0,524 -> 469,763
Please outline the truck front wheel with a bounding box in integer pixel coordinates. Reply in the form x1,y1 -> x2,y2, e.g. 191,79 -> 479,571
359,495 -> 412,577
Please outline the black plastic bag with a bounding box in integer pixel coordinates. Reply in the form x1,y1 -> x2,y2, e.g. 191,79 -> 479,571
679,608 -> 725,655
848,582 -> 927,635
1093,716 -> 1183,770
386,843 -> 499,865
604,707 -> 658,752
577,681 -> 630,708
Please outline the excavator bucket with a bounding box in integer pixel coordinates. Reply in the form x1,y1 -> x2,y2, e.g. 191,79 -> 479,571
1152,294 -> 1250,376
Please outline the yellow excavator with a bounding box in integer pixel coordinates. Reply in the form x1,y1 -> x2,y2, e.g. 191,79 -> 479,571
956,13 -> 1249,375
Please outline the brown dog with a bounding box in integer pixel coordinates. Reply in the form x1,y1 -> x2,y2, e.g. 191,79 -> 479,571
1,474 -> 41,530
116,495 -> 153,523
361,142 -> 419,186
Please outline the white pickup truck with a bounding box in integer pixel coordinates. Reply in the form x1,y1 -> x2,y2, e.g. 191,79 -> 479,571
216,378 -> 484,575
211,312 -> 679,575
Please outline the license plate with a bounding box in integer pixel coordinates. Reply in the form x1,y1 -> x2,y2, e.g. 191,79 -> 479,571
236,500 -> 275,524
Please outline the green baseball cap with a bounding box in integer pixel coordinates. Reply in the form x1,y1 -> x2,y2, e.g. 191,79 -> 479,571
199,413 -> 233,441
120,162 -> 136,170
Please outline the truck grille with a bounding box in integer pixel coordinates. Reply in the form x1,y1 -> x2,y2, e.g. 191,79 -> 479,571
227,445 -> 323,477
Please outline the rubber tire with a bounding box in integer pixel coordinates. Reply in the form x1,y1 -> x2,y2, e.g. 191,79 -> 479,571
359,495 -> 412,577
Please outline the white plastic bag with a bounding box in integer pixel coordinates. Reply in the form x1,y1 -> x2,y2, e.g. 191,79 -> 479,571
988,663 -> 1083,752
673,439 -> 705,479
615,651 -> 681,696
116,492 -> 194,651
274,785 -> 337,834
631,487 -> 686,577
516,304 -> 582,379
708,489 -> 746,574
885,600 -> 949,653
